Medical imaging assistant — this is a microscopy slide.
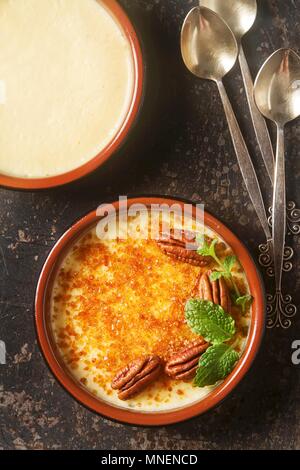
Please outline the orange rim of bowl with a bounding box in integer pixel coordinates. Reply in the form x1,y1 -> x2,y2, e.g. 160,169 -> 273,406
0,0 -> 144,190
35,197 -> 265,426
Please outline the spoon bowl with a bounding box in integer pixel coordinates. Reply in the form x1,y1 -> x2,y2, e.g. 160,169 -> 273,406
202,0 -> 275,185
180,6 -> 271,241
254,48 -> 300,127
201,0 -> 257,42
181,7 -> 238,82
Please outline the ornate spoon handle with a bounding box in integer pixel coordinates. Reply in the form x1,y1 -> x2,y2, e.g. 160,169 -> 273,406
217,80 -> 271,240
239,46 -> 275,185
272,126 -> 286,293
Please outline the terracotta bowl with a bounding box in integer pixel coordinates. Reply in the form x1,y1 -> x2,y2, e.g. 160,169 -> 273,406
35,197 -> 265,425
0,0 -> 143,190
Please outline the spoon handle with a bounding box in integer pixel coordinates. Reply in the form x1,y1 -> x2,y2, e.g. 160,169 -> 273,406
239,46 -> 275,186
272,126 -> 286,291
217,80 -> 271,240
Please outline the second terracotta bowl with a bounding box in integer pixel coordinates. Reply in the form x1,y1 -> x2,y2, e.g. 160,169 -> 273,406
35,197 -> 265,426
0,0 -> 143,190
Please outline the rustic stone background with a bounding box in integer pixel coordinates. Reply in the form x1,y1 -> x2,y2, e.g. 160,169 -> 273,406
0,0 -> 299,450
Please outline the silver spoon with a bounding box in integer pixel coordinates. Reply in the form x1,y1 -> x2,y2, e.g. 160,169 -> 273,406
254,48 -> 300,312
181,6 -> 271,240
201,0 -> 275,185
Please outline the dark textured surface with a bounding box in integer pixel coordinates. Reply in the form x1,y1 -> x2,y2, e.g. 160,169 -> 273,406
0,0 -> 300,450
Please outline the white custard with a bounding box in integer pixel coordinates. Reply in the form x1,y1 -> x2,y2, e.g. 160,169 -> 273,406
0,0 -> 134,178
50,211 -> 251,413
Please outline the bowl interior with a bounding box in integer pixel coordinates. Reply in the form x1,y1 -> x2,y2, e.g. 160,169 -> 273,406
0,0 -> 144,190
35,197 -> 265,426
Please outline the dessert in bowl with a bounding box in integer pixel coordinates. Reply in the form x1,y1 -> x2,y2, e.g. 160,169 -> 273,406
36,198 -> 265,425
0,0 -> 143,189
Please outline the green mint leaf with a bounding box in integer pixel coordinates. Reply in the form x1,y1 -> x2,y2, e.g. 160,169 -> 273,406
236,294 -> 253,313
194,344 -> 239,387
223,255 -> 237,274
209,271 -> 223,282
210,270 -> 231,282
197,237 -> 218,259
185,299 -> 236,344
196,236 -> 210,256
209,239 -> 218,257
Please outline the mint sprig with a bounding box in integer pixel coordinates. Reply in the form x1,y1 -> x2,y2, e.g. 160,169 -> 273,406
183,237 -> 252,388
197,236 -> 220,267
185,299 -> 236,344
185,291 -> 240,388
209,255 -> 238,287
194,344 -> 239,387
223,255 -> 237,274
209,271 -> 223,282
235,294 -> 253,313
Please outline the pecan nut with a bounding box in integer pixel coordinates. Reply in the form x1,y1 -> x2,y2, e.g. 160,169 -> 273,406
157,229 -> 209,267
165,338 -> 209,380
197,271 -> 231,313
111,355 -> 162,400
